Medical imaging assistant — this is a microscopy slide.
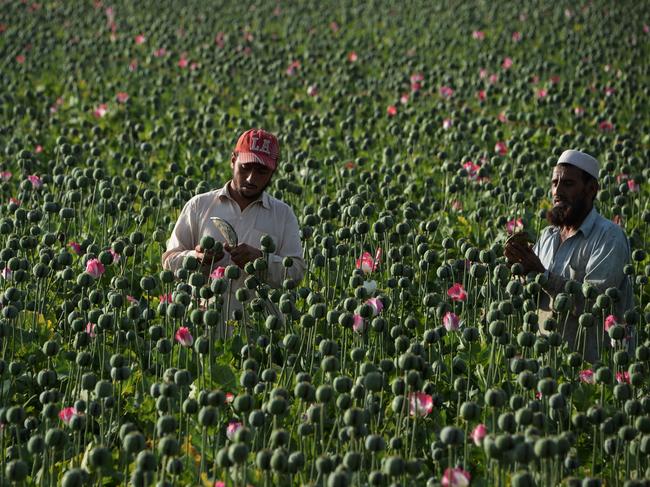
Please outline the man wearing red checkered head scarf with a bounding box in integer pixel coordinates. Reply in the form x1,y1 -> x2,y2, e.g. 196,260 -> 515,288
163,128 -> 305,289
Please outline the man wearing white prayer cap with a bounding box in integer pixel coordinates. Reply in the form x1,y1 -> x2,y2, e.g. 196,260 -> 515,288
505,149 -> 634,362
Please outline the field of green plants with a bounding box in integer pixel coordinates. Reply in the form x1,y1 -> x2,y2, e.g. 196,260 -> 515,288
1,0 -> 650,485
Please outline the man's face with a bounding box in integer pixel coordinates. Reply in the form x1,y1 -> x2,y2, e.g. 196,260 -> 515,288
230,157 -> 274,201
547,164 -> 596,227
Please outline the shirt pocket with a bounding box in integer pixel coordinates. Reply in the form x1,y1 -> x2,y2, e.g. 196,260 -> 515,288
252,211 -> 283,249
569,264 -> 585,283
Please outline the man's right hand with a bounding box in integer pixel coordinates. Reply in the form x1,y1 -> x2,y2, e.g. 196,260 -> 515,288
195,245 -> 224,271
504,241 -> 545,274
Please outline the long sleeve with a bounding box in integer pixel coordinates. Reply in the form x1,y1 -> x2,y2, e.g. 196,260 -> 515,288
162,199 -> 199,272
265,207 -> 305,288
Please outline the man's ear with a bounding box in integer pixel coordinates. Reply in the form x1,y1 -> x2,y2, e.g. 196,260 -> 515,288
231,153 -> 237,167
589,180 -> 599,201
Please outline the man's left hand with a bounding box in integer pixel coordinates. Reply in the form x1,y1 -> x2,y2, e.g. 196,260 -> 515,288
504,241 -> 546,274
225,243 -> 263,268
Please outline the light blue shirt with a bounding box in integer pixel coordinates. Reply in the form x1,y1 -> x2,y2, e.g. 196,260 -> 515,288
533,207 -> 634,359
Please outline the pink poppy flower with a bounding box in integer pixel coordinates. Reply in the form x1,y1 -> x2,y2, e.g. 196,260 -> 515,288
536,88 -> 547,99
68,241 -> 82,255
579,369 -> 595,384
599,121 -> 614,132
159,293 -> 172,304
472,30 -> 485,40
16,54 -> 25,64
501,57 -> 513,70
604,86 -> 616,97
329,21 -> 339,33
178,55 -> 188,69
126,295 -> 138,305
225,392 -> 234,403
463,161 -> 480,180
128,59 -> 138,71
476,90 -> 486,101
494,141 -> 508,156
604,315 -> 618,331
1,267 -> 12,280
9,197 -> 20,206
215,482 -> 226,487
506,218 -> 523,234
134,34 -> 145,44
550,75 -> 560,84
512,31 -> 522,42
85,322 -> 96,338
110,249 -> 121,263
408,392 -> 433,417
175,326 -> 193,347
352,314 -> 365,334
0,171 -> 12,182
347,51 -> 358,62
387,105 -> 397,117
49,97 -> 63,113
471,424 -> 487,446
285,60 -> 300,76
210,266 -> 226,279
410,81 -> 421,92
574,106 -> 585,117
356,249 -> 380,274
116,92 -> 129,103
442,118 -> 453,130
34,145 -> 43,154
59,407 -> 77,424
616,371 -> 630,384
498,112 -> 508,123
443,311 -> 460,331
366,297 -> 384,316
226,421 -> 242,440
479,68 -> 488,79
439,86 -> 454,98
644,24 -> 649,34
488,73 -> 499,84
451,200 -> 463,212
613,215 -> 623,227
307,84 -> 318,96
153,47 -> 167,57
441,467 -> 471,487
447,283 -> 468,302
27,174 -> 43,188
93,103 -> 108,118
627,179 -> 639,192
410,73 -> 424,83
400,93 -> 409,105
86,258 -> 105,279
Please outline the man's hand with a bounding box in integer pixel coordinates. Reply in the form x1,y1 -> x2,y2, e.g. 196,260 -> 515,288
195,245 -> 224,271
225,243 -> 263,268
504,241 -> 546,274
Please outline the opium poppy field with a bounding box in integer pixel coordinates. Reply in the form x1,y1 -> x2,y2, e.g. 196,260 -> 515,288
1,1 -> 650,486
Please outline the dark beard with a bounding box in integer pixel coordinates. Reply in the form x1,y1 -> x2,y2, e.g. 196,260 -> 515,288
546,199 -> 588,227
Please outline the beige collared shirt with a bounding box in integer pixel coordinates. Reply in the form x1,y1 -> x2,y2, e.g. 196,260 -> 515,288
162,182 -> 305,296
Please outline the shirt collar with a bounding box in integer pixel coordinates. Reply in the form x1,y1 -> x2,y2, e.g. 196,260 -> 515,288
577,207 -> 598,238
217,181 -> 271,209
